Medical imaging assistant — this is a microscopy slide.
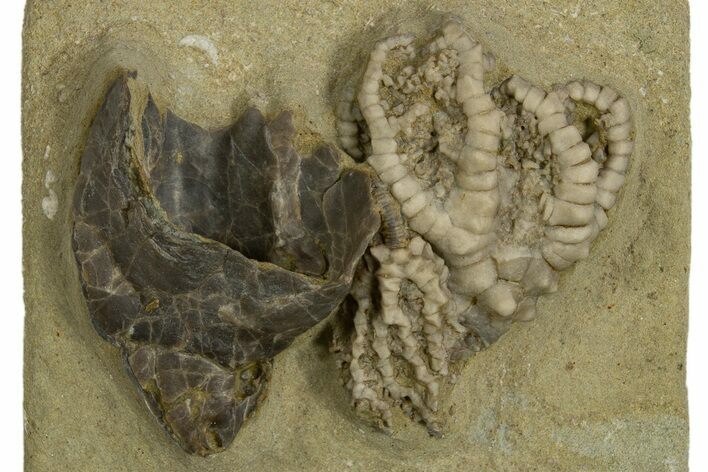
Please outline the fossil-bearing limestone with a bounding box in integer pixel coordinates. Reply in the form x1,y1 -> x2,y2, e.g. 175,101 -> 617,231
72,73 -> 379,455
70,16 -> 635,456
332,19 -> 634,434
22,0 -> 690,468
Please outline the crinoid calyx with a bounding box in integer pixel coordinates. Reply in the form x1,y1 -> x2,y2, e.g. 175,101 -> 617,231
332,19 -> 634,434
72,73 -> 379,455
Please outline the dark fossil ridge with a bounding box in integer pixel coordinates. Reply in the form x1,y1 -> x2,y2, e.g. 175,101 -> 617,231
72,73 -> 379,455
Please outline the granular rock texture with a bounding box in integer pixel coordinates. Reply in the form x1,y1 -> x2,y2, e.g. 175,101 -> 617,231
332,19 -> 635,433
72,74 -> 379,455
22,1 -> 689,470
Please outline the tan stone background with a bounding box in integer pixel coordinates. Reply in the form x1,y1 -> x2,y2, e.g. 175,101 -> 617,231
23,0 -> 689,470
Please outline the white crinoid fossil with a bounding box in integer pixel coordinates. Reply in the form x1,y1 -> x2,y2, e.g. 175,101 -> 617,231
331,18 -> 634,435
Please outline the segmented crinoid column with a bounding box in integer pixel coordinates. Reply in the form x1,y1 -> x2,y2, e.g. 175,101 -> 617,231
332,18 -> 634,434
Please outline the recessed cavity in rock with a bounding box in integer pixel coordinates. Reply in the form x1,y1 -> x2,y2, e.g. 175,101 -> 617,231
72,74 -> 379,455
331,19 -> 634,434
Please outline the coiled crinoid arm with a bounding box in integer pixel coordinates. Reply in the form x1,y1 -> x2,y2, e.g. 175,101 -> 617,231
334,18 -> 634,434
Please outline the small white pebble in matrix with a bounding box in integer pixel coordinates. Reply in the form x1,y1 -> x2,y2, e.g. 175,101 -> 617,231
42,170 -> 58,220
178,35 -> 219,66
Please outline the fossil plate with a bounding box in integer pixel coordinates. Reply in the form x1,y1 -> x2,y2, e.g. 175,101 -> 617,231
331,19 -> 635,434
72,73 -> 379,455
22,1 -> 690,469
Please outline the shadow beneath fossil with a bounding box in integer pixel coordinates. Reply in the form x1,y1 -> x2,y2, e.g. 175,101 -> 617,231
298,319 -> 372,431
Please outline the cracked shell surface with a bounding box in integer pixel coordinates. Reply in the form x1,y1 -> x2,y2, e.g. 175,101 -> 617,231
23,1 -> 688,470
72,74 -> 379,455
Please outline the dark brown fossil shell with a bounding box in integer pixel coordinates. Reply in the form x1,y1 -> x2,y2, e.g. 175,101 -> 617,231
72,73 -> 379,455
